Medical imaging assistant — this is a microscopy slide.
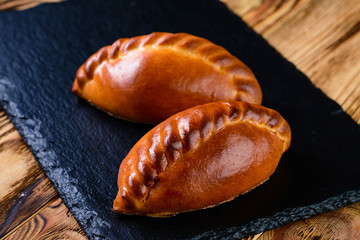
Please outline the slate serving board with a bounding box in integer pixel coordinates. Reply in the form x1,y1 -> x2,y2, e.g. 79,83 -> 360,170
0,0 -> 360,239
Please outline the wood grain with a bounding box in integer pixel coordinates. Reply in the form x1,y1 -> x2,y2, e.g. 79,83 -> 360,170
3,198 -> 87,240
242,202 -> 360,240
0,0 -> 359,239
224,0 -> 360,238
0,109 -> 85,239
0,0 -> 62,11
0,116 -> 54,238
223,0 -> 360,123
1,0 -> 358,122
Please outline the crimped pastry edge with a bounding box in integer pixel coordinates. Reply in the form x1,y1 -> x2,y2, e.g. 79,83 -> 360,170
72,32 -> 262,104
115,101 -> 291,216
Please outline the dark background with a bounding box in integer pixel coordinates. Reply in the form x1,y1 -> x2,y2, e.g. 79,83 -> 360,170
0,0 -> 359,239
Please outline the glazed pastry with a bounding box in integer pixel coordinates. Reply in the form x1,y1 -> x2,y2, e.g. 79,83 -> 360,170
72,32 -> 262,124
113,101 -> 291,217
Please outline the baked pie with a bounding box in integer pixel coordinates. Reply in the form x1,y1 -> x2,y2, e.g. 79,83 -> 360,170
113,101 -> 291,217
72,32 -> 262,124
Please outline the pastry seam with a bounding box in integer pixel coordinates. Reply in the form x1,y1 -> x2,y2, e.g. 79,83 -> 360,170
76,33 -> 261,102
136,102 -> 290,202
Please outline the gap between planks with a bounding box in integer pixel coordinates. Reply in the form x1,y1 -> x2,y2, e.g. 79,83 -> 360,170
224,0 -> 360,124
0,197 -> 57,240
0,0 -> 63,11
3,198 -> 87,240
0,0 -> 359,239
0,108 -> 86,239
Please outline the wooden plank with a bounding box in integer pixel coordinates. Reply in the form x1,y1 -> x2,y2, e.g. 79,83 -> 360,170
222,0 -> 360,239
3,198 -> 87,240
271,202 -> 360,240
0,0 -> 63,11
0,0 -> 359,239
0,110 -> 84,239
0,112 -> 18,144
243,201 -> 360,240
1,0 -> 358,121
223,0 -> 360,123
0,110 -> 56,237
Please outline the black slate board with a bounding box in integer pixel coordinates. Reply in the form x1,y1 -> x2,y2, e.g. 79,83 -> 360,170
0,0 -> 360,239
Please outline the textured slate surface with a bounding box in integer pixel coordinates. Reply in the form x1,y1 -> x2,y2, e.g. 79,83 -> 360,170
0,0 -> 360,239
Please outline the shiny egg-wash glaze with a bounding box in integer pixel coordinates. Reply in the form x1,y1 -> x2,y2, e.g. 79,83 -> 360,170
113,101 -> 291,217
72,32 -> 262,124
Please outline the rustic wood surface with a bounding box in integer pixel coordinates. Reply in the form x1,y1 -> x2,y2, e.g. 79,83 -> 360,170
0,110 -> 87,240
225,0 -> 360,124
4,198 -> 87,240
0,0 -> 359,239
0,0 -> 62,11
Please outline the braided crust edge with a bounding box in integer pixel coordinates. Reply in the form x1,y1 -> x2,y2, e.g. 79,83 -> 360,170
118,101 -> 291,209
73,32 -> 262,103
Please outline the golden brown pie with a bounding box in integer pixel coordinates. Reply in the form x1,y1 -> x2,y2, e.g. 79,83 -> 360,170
72,32 -> 262,124
113,101 -> 291,217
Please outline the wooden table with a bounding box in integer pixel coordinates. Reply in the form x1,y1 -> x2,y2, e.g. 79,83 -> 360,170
1,0 -> 359,239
